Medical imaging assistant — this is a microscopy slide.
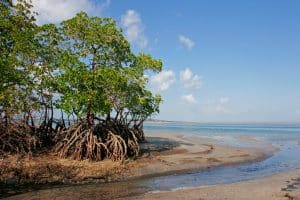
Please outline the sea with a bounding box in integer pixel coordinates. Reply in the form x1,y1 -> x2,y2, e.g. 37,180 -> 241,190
142,122 -> 300,190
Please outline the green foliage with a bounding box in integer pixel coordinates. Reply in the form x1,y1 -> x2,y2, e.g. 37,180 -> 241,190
0,0 -> 38,117
0,1 -> 163,160
55,12 -> 163,122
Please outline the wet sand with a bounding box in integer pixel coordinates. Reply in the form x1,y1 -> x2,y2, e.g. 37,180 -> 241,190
122,132 -> 272,179
2,132 -> 275,199
140,169 -> 300,200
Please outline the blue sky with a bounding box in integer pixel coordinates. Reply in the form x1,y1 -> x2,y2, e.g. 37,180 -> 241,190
32,0 -> 300,123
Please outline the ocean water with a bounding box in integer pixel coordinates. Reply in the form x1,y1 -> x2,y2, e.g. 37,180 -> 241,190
145,122 -> 300,143
141,122 -> 300,190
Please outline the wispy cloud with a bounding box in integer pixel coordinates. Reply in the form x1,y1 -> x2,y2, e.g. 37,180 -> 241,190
215,97 -> 230,113
220,97 -> 229,104
121,10 -> 148,49
182,94 -> 197,104
180,68 -> 202,90
150,70 -> 175,92
30,0 -> 110,25
179,68 -> 202,104
178,35 -> 195,50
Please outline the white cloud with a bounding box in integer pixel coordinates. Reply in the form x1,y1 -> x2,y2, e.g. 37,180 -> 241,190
180,68 -> 202,90
220,97 -> 229,104
215,105 -> 226,113
178,35 -> 195,50
215,97 -> 230,113
182,94 -> 197,104
30,0 -> 110,25
121,10 -> 148,49
150,70 -> 175,92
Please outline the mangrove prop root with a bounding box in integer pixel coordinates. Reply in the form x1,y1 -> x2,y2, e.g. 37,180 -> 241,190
54,121 -> 142,161
106,131 -> 127,161
127,129 -> 139,157
54,123 -> 108,161
0,121 -> 40,157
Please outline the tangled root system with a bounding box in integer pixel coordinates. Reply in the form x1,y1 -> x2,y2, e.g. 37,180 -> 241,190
54,120 -> 142,161
54,123 -> 108,161
106,131 -> 127,161
0,121 -> 40,157
126,129 -> 139,158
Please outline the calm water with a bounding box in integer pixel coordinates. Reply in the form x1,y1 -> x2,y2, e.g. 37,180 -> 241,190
5,123 -> 300,199
142,122 -> 300,191
145,122 -> 300,143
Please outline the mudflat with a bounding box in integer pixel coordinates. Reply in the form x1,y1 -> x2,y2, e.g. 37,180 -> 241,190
140,169 -> 300,200
2,132 -> 274,199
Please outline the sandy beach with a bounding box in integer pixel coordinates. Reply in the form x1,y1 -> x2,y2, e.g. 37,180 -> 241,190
123,132 -> 273,179
2,131 -> 281,199
140,169 -> 300,200
131,133 -> 300,200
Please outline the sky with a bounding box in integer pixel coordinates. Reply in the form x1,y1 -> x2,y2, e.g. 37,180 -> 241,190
30,0 -> 300,123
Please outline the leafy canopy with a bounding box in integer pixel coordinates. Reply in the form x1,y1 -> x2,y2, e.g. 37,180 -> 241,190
55,12 -> 163,121
0,3 -> 163,124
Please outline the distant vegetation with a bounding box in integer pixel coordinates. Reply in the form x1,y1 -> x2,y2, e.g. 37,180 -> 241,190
0,0 -> 162,161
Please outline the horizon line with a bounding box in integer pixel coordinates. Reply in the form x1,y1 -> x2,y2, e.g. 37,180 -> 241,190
146,119 -> 300,124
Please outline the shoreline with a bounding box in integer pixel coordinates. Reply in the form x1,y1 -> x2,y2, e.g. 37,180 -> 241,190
140,169 -> 300,200
1,132 -> 275,199
119,132 -> 274,180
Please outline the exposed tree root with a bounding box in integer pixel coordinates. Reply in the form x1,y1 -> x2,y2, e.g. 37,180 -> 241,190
0,121 -> 40,157
54,123 -> 108,161
132,126 -> 145,142
127,129 -> 139,158
0,116 -> 145,162
106,131 -> 127,161
54,120 -> 142,161
37,120 -> 59,148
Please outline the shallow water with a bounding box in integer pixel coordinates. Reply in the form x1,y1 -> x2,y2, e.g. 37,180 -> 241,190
141,122 -> 300,190
5,123 -> 300,199
145,122 -> 300,143
140,141 -> 300,192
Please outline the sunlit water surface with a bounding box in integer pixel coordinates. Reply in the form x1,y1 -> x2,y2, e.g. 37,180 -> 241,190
142,122 -> 300,190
